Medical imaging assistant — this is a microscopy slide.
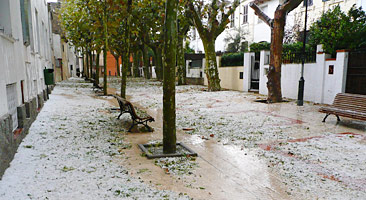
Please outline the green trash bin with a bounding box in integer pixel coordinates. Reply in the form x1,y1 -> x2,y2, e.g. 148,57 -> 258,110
44,69 -> 54,85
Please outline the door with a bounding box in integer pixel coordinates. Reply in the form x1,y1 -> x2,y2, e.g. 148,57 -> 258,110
6,83 -> 18,131
346,49 -> 366,95
250,53 -> 260,90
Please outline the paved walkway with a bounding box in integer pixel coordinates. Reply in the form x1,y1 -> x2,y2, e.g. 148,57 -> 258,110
1,77 -> 366,200
0,79 -> 189,200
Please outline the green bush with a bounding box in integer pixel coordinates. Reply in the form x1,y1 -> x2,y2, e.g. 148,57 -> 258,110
249,42 -> 270,52
221,52 -> 244,67
283,42 -> 315,54
309,5 -> 366,56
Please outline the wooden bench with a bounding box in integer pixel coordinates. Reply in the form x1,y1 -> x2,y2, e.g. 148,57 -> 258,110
112,95 -> 155,132
319,93 -> 366,122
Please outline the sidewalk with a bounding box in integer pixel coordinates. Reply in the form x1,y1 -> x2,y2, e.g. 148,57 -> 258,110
1,77 -> 365,199
108,77 -> 366,199
0,78 -> 189,200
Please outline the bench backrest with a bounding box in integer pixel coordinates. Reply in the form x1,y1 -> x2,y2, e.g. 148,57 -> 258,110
333,93 -> 366,113
112,94 -> 152,121
113,95 -> 129,111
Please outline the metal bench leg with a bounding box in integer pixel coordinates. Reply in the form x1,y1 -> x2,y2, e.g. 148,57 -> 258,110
144,124 -> 152,132
117,113 -> 122,119
322,114 -> 330,122
336,115 -> 341,122
128,122 -> 136,132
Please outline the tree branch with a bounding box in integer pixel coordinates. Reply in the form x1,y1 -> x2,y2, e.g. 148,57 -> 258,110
280,0 -> 303,14
249,2 -> 273,28
214,0 -> 240,38
188,0 -> 205,36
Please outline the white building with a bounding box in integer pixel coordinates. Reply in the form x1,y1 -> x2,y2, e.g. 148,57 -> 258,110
189,0 -> 364,53
0,0 -> 55,177
49,1 -> 79,81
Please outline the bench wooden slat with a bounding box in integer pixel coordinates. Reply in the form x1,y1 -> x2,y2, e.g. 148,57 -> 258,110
112,94 -> 154,132
319,93 -> 366,122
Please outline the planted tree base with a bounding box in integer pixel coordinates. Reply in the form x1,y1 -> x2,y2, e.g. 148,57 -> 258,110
138,142 -> 198,159
254,99 -> 290,104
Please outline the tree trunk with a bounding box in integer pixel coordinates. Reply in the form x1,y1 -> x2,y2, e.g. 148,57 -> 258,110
121,0 -> 131,98
163,0 -> 177,154
89,52 -> 93,80
85,52 -> 90,79
128,57 -> 132,76
267,9 -> 286,103
121,53 -> 128,98
202,38 -> 221,91
114,55 -> 120,76
153,47 -> 163,80
250,1 -> 303,102
95,52 -> 100,86
103,1 -> 108,96
142,44 -> 150,79
177,33 -> 186,85
132,52 -> 140,77
103,49 -> 107,95
82,51 -> 87,78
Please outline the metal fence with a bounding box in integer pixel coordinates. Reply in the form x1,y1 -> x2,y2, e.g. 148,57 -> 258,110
282,51 -> 316,64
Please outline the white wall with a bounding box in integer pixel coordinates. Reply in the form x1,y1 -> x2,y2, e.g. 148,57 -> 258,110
53,34 -> 61,59
0,0 -> 53,118
256,47 -> 349,104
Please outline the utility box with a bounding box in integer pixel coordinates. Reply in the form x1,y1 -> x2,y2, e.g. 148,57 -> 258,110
44,69 -> 54,85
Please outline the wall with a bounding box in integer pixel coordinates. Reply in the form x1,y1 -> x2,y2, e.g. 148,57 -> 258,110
0,0 -> 55,179
188,0 -> 278,53
254,46 -> 349,105
106,51 -> 122,76
218,66 -> 244,91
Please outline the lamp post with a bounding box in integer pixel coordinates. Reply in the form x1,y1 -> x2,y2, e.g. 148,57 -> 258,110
297,0 -> 309,106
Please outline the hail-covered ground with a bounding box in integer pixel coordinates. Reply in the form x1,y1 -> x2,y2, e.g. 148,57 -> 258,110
0,78 -> 190,200
108,77 -> 366,200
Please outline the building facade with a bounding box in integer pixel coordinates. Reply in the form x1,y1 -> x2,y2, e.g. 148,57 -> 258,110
189,0 -> 364,53
49,1 -> 79,82
0,0 -> 56,178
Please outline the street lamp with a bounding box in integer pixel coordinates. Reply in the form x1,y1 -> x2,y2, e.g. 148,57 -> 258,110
297,0 -> 309,106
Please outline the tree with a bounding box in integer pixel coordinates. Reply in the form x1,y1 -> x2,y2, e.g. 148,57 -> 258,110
250,0 -> 303,102
187,0 -> 240,91
133,0 -> 166,80
163,0 -> 177,154
120,0 -> 132,98
177,4 -> 193,85
309,5 -> 366,56
224,27 -> 247,53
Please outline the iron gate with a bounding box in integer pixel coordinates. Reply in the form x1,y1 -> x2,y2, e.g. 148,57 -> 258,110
346,49 -> 366,95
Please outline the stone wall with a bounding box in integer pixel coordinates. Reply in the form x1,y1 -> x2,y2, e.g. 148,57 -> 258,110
0,88 -> 53,179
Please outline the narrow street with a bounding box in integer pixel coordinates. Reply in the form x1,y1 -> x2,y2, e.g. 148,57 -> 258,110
0,79 -> 189,200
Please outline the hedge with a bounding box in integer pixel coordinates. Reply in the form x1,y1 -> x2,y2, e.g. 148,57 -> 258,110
221,52 -> 244,67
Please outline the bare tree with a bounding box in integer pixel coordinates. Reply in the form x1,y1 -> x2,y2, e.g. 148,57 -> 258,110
250,0 -> 303,102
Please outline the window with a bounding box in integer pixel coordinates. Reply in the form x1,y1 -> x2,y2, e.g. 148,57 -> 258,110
243,5 -> 248,24
303,0 -> 313,6
230,13 -> 235,28
20,0 -> 32,46
189,60 -> 202,69
35,9 -> 41,53
56,59 -> 62,68
192,29 -> 196,40
0,0 -> 12,35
